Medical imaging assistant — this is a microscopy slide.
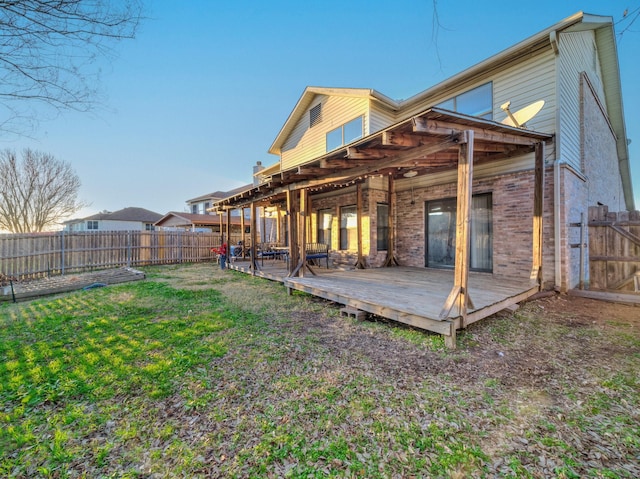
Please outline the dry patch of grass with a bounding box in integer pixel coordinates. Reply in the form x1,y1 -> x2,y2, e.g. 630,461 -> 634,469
1,263 -> 638,478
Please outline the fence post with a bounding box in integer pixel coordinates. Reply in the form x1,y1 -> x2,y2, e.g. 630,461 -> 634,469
61,230 -> 66,275
179,231 -> 183,263
127,232 -> 132,268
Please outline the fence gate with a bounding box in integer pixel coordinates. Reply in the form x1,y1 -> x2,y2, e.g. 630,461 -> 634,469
588,206 -> 640,292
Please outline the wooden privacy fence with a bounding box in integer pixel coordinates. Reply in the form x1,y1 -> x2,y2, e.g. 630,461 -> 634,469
588,206 -> 640,291
0,231 -> 244,281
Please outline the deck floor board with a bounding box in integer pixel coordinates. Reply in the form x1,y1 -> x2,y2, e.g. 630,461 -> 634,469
227,260 -> 536,334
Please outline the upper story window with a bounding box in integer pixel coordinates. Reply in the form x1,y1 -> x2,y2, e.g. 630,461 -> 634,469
204,202 -> 210,213
87,220 -> 98,230
436,82 -> 493,119
191,204 -> 198,214
310,103 -> 322,127
326,116 -> 363,152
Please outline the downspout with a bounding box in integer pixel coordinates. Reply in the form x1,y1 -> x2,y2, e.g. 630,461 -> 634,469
551,29 -> 562,291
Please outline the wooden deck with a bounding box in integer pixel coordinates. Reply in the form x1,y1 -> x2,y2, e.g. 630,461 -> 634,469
227,258 -> 538,346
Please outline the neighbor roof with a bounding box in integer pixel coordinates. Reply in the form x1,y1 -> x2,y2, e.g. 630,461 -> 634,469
81,207 -> 163,223
154,212 -> 243,228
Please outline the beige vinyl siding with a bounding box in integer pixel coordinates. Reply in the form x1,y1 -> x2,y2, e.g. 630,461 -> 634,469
558,30 -> 604,172
281,95 -> 368,170
370,103 -> 397,133
492,50 -> 556,135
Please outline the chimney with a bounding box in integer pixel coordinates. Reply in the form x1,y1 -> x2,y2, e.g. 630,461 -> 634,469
253,161 -> 264,186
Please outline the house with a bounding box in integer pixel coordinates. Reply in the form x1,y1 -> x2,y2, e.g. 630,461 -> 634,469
63,207 -> 163,232
213,12 -> 634,346
186,192 -> 226,215
186,184 -> 255,215
154,211 -> 246,234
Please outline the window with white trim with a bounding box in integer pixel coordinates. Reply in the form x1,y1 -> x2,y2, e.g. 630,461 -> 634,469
317,209 -> 332,246
436,82 -> 493,119
340,205 -> 357,250
87,220 -> 98,230
326,116 -> 363,152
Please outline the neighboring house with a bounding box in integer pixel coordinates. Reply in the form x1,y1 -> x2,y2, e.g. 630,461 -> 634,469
213,12 -> 634,343
154,212 -> 245,233
64,207 -> 163,232
186,184 -> 254,215
186,192 -> 226,215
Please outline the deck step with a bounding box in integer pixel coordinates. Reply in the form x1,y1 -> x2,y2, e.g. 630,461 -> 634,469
340,306 -> 367,320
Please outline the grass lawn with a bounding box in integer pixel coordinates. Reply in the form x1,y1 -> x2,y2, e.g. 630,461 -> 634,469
1,263 -> 639,478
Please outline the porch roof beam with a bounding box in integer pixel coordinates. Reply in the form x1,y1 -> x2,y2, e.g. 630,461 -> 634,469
412,118 -> 542,146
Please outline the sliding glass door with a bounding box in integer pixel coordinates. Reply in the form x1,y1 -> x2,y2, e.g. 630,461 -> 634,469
425,194 -> 492,272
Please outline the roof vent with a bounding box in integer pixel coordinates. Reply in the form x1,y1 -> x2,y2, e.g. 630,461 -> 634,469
310,103 -> 322,127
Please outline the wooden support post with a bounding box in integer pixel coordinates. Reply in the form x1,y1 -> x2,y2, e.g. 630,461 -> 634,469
225,208 -> 231,250
249,202 -> 258,273
383,174 -> 399,267
276,205 -> 281,244
533,141 -> 545,289
354,181 -> 367,269
287,189 -> 299,276
456,130 -> 474,326
439,130 -> 474,336
219,212 -> 224,244
241,208 -> 246,258
299,188 -> 315,276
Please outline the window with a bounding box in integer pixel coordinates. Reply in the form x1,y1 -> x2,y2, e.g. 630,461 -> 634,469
340,205 -> 357,250
436,82 -> 493,119
87,220 -> 98,230
425,193 -> 493,271
310,103 -> 322,127
318,209 -> 333,246
326,116 -> 363,152
191,204 -> 198,214
145,223 -> 155,231
377,203 -> 389,251
204,202 -> 210,213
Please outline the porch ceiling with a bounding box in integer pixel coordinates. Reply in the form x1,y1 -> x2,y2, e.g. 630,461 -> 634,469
216,107 -> 553,209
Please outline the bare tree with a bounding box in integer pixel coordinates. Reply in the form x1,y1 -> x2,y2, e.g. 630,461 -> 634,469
0,0 -> 143,134
0,149 -> 87,232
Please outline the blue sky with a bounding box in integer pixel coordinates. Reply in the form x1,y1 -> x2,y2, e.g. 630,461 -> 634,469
5,0 -> 640,218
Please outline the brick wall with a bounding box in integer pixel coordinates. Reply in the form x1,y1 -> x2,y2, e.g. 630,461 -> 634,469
394,170 -> 546,282
309,170 -> 559,282
581,73 -> 625,211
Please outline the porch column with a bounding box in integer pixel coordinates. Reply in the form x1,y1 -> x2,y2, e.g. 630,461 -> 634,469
286,189 -> 300,276
241,208 -> 246,258
225,208 -> 231,250
299,188 -> 309,277
249,201 -> 258,273
276,205 -> 281,244
439,130 -> 474,348
261,206 -> 267,244
218,212 -> 224,244
354,181 -> 366,269
383,174 -> 399,267
533,141 -> 546,289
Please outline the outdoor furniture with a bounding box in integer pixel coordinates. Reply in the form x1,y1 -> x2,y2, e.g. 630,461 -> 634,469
305,243 -> 329,268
